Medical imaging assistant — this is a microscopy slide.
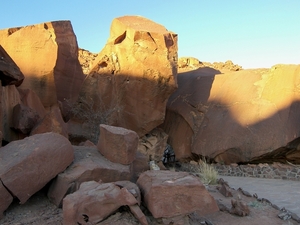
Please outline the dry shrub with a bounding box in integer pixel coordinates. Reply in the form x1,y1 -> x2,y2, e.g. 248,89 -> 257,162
197,159 -> 218,185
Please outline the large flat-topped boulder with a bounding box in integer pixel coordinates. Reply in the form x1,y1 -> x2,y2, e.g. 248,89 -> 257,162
97,124 -> 138,165
0,21 -> 85,111
0,132 -> 74,205
70,16 -> 178,142
137,170 -> 219,219
163,65 -> 300,164
0,45 -> 24,86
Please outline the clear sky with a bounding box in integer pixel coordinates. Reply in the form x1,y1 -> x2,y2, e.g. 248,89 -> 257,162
1,0 -> 299,69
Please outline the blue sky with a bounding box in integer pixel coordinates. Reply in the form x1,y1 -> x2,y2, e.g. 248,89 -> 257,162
1,1 -> 299,69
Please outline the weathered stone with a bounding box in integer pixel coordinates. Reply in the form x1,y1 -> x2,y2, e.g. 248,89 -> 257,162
0,132 -> 74,204
218,183 -> 233,197
138,128 -> 168,162
1,84 -> 22,142
30,105 -> 68,138
0,45 -> 24,86
0,21 -> 85,113
47,146 -> 131,207
130,151 -> 149,182
0,181 -> 13,219
63,181 -> 144,225
163,65 -> 300,164
97,124 -> 138,165
69,15 -> 178,142
230,199 -> 250,217
78,48 -> 98,75
17,88 -> 47,119
114,180 -> 141,205
137,170 -> 219,218
12,103 -> 41,134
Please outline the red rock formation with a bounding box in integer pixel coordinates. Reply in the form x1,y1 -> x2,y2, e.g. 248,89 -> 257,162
97,124 -> 138,165
69,16 -> 178,142
163,65 -> 300,164
0,132 -> 74,206
0,45 -> 24,86
47,146 -> 131,207
0,21 -> 85,114
30,105 -> 69,138
63,181 -> 147,225
1,84 -> 22,142
137,170 -> 219,218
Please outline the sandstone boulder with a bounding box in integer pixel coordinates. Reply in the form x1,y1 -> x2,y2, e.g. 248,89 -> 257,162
0,181 -> 13,219
69,15 -> 178,142
17,88 -> 47,119
137,170 -> 219,219
0,45 -> 24,86
30,105 -> 68,138
163,65 -> 300,164
12,103 -> 41,134
0,21 -> 85,113
1,84 -> 22,142
47,145 -> 131,207
97,124 -> 138,165
130,151 -> 149,182
63,181 -> 147,225
0,132 -> 74,204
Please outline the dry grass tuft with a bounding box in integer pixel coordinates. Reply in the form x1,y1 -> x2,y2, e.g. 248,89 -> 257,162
197,159 -> 218,185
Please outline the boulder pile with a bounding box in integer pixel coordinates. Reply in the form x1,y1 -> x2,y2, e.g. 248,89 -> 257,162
0,16 -> 221,224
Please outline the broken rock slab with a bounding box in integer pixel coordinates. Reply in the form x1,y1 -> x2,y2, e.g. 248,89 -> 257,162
0,21 -> 85,113
0,132 -> 74,204
97,124 -> 138,165
0,181 -> 13,219
0,45 -> 24,86
137,170 -> 219,219
63,181 -> 147,225
47,145 -> 131,207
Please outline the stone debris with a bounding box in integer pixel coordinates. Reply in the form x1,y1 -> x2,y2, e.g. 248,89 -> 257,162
63,181 -> 148,225
230,199 -> 250,217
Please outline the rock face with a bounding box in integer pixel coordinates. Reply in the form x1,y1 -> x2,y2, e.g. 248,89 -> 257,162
0,132 -> 74,205
0,45 -> 24,86
0,21 -> 85,112
47,145 -> 131,207
163,65 -> 300,164
137,170 -> 219,219
69,15 -> 178,142
78,48 -> 98,75
63,181 -> 147,225
97,124 -> 138,165
1,84 -> 22,142
138,128 -> 168,162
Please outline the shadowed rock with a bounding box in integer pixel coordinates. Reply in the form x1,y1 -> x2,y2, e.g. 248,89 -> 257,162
47,146 -> 131,207
63,181 -> 147,225
0,132 -> 74,205
0,181 -> 13,219
137,170 -> 219,219
97,124 -> 138,165
69,15 -> 178,142
0,45 -> 24,86
163,65 -> 300,164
